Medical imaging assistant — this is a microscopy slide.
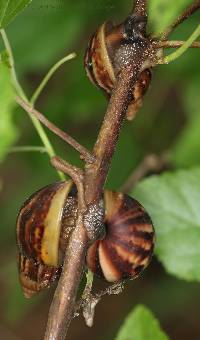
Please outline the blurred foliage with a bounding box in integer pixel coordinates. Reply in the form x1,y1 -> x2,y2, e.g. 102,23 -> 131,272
0,0 -> 200,339
116,305 -> 168,340
148,0 -> 192,35
171,78 -> 200,167
0,62 -> 17,161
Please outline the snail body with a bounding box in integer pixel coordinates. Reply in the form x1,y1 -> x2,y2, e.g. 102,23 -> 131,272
84,15 -> 152,120
16,181 -> 155,298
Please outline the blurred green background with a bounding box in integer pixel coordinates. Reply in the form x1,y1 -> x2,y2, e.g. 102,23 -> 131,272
0,0 -> 200,339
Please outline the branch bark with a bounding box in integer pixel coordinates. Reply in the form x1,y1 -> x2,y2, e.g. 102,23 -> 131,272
44,156 -> 87,339
156,40 -> 200,49
84,63 -> 141,204
132,0 -> 147,16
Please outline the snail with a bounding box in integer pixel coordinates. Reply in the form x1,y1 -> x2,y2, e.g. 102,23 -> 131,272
84,14 -> 152,120
16,181 -> 155,298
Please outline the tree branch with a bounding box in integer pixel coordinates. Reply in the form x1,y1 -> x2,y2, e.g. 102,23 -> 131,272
42,1 -> 152,337
30,53 -> 76,105
84,63 -> 141,204
121,153 -> 169,194
16,96 -> 94,163
159,24 -> 200,64
44,217 -> 88,339
156,40 -> 200,49
45,156 -> 87,339
161,0 -> 200,39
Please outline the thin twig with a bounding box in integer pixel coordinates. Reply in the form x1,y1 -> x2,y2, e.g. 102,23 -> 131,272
156,40 -> 200,49
30,53 -> 76,105
161,0 -> 200,39
16,96 -> 94,163
77,270 -> 94,327
159,24 -> 200,64
8,146 -> 47,154
121,153 -> 169,194
76,279 -> 125,328
51,156 -> 84,200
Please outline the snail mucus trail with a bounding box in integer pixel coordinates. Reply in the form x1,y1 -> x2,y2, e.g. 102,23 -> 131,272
84,13 -> 154,120
16,181 -> 155,298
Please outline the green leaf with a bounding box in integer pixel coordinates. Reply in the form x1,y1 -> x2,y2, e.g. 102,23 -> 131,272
0,59 -> 18,161
148,0 -> 192,35
133,168 -> 200,282
116,305 -> 168,340
0,0 -> 32,28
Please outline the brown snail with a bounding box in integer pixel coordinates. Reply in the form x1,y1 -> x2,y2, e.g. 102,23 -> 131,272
84,14 -> 152,120
16,181 -> 155,298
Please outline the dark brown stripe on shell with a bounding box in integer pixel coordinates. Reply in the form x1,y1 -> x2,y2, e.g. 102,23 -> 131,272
19,253 -> 61,297
109,214 -> 153,232
110,238 -> 152,261
107,195 -> 144,225
85,27 -> 114,95
101,240 -> 134,280
84,33 -> 100,88
130,230 -> 154,241
17,182 -> 64,262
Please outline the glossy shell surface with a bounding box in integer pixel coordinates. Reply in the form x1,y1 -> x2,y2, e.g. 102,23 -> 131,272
84,21 -> 152,121
16,181 -> 78,297
87,191 -> 155,282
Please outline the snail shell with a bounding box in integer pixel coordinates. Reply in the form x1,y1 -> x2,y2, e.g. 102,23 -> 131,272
84,16 -> 152,120
87,191 -> 155,282
16,181 -> 78,297
16,181 -> 155,297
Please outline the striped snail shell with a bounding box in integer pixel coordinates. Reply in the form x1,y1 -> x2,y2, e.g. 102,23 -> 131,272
16,181 -> 78,298
84,14 -> 152,120
16,181 -> 155,297
87,191 -> 155,282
